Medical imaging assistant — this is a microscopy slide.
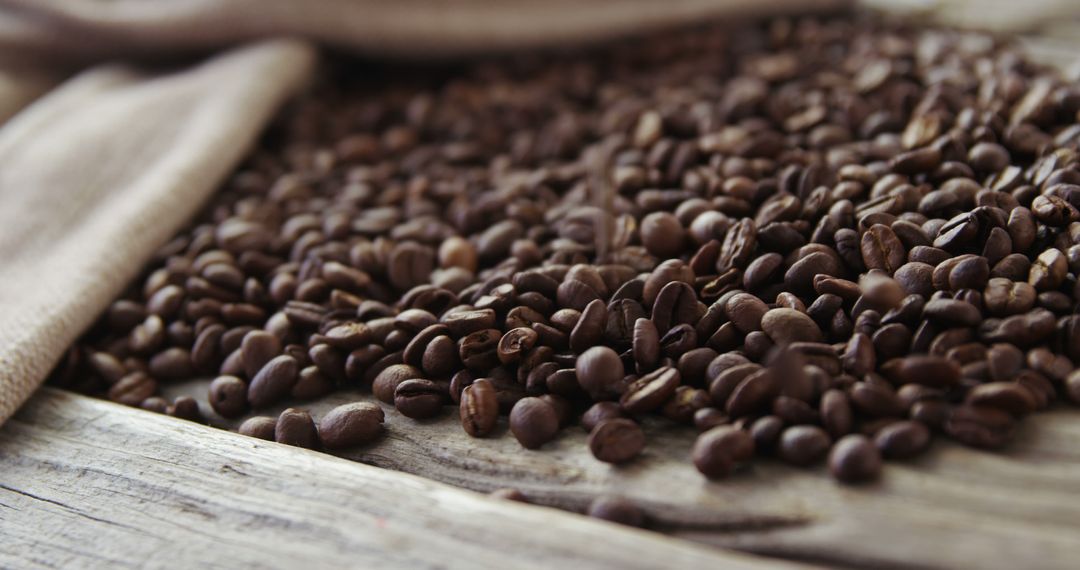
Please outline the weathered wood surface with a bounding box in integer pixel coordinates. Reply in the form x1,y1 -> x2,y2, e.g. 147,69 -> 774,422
158,378 -> 1080,570
0,388 -> 801,570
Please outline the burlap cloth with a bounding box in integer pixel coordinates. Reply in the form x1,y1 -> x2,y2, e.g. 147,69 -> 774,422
0,0 -> 850,425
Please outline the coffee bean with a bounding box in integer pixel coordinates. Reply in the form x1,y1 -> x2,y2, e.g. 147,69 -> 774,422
208,375 -> 248,418
107,371 -> 157,406
318,402 -> 384,449
725,293 -> 768,333
570,299 -> 607,353
460,378 -> 499,437
247,355 -> 299,409
620,366 -> 680,414
828,434 -> 882,483
880,355 -> 960,388
692,425 -> 754,478
459,329 -> 502,371
761,308 -> 822,345
874,420 -> 931,459
641,212 -> 686,258
965,382 -> 1038,416
588,418 -> 645,464
241,331 -> 282,379
238,416 -> 276,441
509,397 -> 560,449
576,347 -> 625,401
394,379 -> 445,419
275,408 -> 320,449
861,224 -> 906,274
779,425 -> 831,466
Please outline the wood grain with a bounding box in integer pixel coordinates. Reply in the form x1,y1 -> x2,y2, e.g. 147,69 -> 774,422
157,378 -> 1080,570
0,388 -> 802,570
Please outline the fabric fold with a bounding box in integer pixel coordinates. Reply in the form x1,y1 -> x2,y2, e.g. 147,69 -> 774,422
0,39 -> 316,424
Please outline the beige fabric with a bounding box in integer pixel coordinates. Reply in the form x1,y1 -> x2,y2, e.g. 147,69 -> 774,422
0,40 -> 316,424
0,0 -> 849,65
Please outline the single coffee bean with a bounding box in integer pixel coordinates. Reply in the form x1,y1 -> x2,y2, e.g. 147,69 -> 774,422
570,299 -> 607,353
965,382 -> 1038,416
692,425 -> 754,478
107,371 -> 157,406
576,346 -> 625,401
620,366 -> 680,414
459,328 -> 502,371
874,420 -> 931,459
238,416 -> 276,441
275,408 -> 320,449
241,330 -> 282,379
394,379 -> 446,419
247,355 -> 299,409
828,434 -> 882,483
588,418 -> 645,464
509,397 -> 560,449
319,402 -> 384,449
208,375 -> 248,418
779,425 -> 832,466
460,378 -> 499,437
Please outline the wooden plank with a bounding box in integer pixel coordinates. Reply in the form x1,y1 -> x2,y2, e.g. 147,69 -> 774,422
0,388 -> 803,570
159,378 -> 1080,570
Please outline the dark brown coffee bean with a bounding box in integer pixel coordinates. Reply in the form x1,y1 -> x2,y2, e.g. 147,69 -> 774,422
779,425 -> 831,466
874,420 -> 931,459
725,368 -> 777,419
394,378 -> 446,419
651,281 -> 701,333
247,355 -> 299,409
880,355 -> 960,388
208,375 -> 248,418
631,318 -> 661,371
828,434 -> 882,483
583,495 -> 645,529
275,408 -> 320,449
569,299 -> 606,353
576,346 -> 625,401
820,389 -> 853,438
107,371 -> 157,406
238,416 -> 276,441
761,308 -> 822,345
692,425 -> 754,478
725,293 -> 768,333
861,224 -> 906,274
318,402 -> 384,449
458,329 -> 502,371
460,378 -> 499,437
442,309 -> 496,337
588,418 -> 645,464
620,366 -> 680,414
966,382 -> 1038,416
641,211 -> 686,258
241,330 -> 282,379
509,397 -> 560,449
850,382 -> 905,418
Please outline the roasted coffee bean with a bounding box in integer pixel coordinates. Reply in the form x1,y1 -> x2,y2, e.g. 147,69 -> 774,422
238,416 -> 277,441
651,281 -> 701,334
442,309 -> 497,337
966,382 -> 1038,416
820,389 -> 853,438
459,329 -> 502,371
632,318 -> 661,371
874,420 -> 931,459
394,379 -> 445,419
692,425 -> 754,478
275,408 -> 320,449
460,378 -> 499,437
586,496 -> 645,527
861,224 -> 906,274
621,366 -> 680,414
725,293 -> 768,333
241,331 -> 282,379
761,308 -> 822,345
208,375 -> 248,418
588,418 -> 645,464
247,355 -> 299,409
318,402 -> 384,449
828,435 -> 882,483
509,397 -> 560,449
779,425 -> 831,466
570,299 -> 607,353
108,371 -> 157,406
577,346 -> 625,401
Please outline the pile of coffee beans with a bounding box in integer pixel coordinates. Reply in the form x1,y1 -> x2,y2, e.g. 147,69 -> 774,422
55,15 -> 1080,487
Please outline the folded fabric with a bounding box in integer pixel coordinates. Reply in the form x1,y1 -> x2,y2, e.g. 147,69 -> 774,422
0,40 -> 315,424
